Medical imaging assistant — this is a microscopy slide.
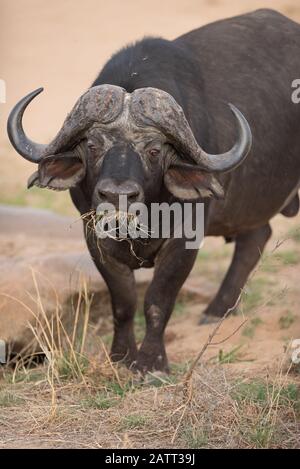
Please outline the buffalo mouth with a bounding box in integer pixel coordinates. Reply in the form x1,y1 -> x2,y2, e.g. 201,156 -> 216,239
83,209 -> 151,241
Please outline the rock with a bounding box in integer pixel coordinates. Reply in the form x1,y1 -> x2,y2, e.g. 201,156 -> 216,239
0,205 -> 105,358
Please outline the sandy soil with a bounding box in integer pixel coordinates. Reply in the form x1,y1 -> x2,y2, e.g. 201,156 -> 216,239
167,217 -> 300,375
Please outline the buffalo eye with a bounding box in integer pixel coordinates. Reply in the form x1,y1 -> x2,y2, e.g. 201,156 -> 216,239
148,148 -> 160,158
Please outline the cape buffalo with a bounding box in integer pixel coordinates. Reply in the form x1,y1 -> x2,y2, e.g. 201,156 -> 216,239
8,9 -> 300,373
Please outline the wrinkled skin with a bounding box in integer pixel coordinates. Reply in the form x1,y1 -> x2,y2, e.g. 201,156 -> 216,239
86,126 -> 169,208
8,9 -> 300,373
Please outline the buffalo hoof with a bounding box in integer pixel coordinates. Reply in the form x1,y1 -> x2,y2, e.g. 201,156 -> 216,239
133,362 -> 170,376
110,344 -> 138,368
132,345 -> 170,375
199,300 -> 239,325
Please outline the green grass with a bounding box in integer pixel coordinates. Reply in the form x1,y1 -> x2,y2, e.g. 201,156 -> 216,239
241,280 -> 264,312
275,250 -> 300,266
0,187 -> 75,216
287,227 -> 300,243
233,381 -> 269,404
101,332 -> 113,347
247,422 -> 273,448
56,352 -> 89,381
119,414 -> 148,430
173,301 -> 186,317
143,372 -> 177,387
182,427 -> 208,448
232,380 -> 299,409
3,368 -> 47,384
104,381 -> 133,398
261,249 -> 300,273
82,377 -> 139,409
241,277 -> 273,313
278,310 -> 296,329
260,253 -> 280,273
242,317 -> 263,339
197,249 -> 211,261
137,361 -> 191,388
217,345 -> 244,364
82,393 -> 116,410
170,361 -> 191,375
233,380 -> 300,447
134,309 -> 145,342
0,390 -> 24,407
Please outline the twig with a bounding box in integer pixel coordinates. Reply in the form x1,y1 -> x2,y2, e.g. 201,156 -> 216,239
211,318 -> 248,346
184,293 -> 243,384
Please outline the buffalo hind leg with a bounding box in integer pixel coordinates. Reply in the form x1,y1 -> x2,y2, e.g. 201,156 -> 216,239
201,223 -> 272,322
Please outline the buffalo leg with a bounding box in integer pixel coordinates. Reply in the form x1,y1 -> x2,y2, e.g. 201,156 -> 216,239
91,255 -> 138,365
201,223 -> 272,321
135,239 -> 198,374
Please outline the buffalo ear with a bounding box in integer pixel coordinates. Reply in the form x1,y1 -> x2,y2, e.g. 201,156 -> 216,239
164,163 -> 224,200
27,152 -> 86,191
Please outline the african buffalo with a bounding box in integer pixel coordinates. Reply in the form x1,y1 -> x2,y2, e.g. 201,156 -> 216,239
8,9 -> 300,373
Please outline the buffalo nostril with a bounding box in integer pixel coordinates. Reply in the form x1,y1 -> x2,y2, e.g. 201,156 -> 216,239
96,183 -> 142,205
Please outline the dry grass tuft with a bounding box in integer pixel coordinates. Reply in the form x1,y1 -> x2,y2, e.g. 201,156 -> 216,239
1,357 -> 299,448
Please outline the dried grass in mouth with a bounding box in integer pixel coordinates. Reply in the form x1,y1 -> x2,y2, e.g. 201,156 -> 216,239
76,209 -> 152,266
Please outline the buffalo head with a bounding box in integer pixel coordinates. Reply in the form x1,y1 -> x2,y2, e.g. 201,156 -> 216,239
7,85 -> 252,210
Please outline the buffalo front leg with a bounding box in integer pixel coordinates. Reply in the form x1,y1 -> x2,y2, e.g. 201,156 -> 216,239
95,259 -> 138,366
201,223 -> 272,321
135,239 -> 198,374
